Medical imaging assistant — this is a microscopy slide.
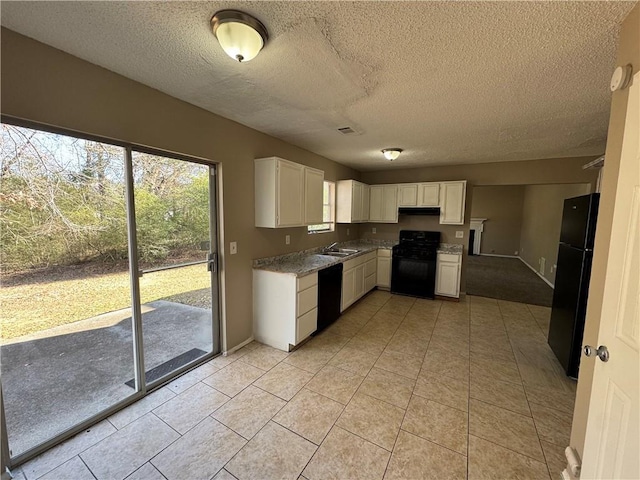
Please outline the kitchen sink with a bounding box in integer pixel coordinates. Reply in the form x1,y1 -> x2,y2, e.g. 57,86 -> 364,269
320,248 -> 360,257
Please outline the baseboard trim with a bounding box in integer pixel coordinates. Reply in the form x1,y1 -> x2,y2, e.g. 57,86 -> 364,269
478,253 -> 518,258
225,336 -> 254,356
518,257 -> 555,289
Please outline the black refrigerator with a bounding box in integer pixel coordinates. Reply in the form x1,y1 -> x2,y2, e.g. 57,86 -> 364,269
548,193 -> 599,378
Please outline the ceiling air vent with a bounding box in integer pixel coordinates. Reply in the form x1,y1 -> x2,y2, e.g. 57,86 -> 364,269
337,126 -> 356,135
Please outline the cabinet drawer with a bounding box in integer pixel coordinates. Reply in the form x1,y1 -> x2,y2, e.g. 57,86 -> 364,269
297,284 -> 318,316
438,253 -> 461,264
364,251 -> 377,262
365,258 -> 376,277
377,248 -> 391,258
365,272 -> 376,292
343,256 -> 362,271
296,308 -> 317,343
297,272 -> 318,292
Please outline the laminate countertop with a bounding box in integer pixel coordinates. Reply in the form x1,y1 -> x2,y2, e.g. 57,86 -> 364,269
253,240 -> 396,277
437,243 -> 464,255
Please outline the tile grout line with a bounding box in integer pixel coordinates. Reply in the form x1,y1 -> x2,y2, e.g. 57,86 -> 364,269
76,455 -> 98,480
467,299 -> 551,471
332,294 -> 411,479
220,294 -> 392,480
497,301 -> 552,473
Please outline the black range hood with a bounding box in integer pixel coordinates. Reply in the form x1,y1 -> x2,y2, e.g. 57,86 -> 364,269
398,207 -> 440,216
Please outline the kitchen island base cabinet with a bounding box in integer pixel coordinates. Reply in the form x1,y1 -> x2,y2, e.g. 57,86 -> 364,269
341,251 -> 377,311
253,270 -> 318,351
435,253 -> 462,298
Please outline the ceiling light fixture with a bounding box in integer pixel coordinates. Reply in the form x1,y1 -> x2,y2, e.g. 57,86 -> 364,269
211,10 -> 268,63
382,148 -> 403,161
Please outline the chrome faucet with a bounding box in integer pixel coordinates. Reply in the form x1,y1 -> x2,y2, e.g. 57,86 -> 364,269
324,242 -> 339,252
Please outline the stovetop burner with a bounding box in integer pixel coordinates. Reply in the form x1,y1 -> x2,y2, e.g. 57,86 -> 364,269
393,230 -> 440,258
397,230 -> 441,247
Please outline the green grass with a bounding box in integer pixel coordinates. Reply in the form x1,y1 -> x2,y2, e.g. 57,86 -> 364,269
0,264 -> 210,341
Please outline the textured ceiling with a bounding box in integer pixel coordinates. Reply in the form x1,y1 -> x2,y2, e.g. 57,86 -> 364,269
1,1 -> 636,171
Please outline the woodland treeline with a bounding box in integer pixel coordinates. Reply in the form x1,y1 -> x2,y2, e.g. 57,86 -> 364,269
0,124 -> 210,274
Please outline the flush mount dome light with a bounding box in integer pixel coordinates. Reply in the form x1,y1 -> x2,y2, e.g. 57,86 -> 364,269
382,148 -> 403,161
211,10 -> 268,62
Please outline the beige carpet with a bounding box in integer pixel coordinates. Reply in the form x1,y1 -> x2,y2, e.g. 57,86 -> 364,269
466,255 -> 554,306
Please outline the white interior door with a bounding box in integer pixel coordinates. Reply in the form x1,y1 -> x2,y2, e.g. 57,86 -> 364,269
581,72 -> 639,479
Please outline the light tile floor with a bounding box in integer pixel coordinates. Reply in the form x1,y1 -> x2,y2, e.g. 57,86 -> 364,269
14,292 -> 576,480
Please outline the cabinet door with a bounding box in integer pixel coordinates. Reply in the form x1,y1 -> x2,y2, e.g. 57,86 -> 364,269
342,268 -> 356,311
436,262 -> 461,297
377,257 -> 391,287
355,264 -> 365,299
352,182 -> 363,222
277,160 -> 305,227
418,183 -> 440,206
304,167 -> 324,225
440,181 -> 466,225
398,184 -> 418,206
382,185 -> 398,223
369,186 -> 383,222
362,185 -> 370,222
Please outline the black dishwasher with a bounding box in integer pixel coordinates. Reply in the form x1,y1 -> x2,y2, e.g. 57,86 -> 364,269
316,263 -> 343,332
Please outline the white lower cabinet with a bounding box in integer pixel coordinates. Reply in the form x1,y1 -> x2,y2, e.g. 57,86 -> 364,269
341,251 -> 377,311
354,264 -> 365,299
376,249 -> 392,288
253,270 -> 318,351
342,268 -> 356,311
435,253 -> 462,298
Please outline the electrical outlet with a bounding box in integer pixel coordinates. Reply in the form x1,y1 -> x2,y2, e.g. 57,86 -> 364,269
372,227 -> 377,234
285,235 -> 290,245
515,250 -> 519,256
455,231 -> 464,239
230,242 -> 237,254
347,228 -> 350,236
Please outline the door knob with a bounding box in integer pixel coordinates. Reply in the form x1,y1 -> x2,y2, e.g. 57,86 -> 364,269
583,345 -> 609,362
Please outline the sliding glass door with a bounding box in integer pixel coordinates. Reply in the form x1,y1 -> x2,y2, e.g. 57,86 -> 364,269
0,125 -> 137,458
132,151 -> 219,387
0,122 -> 220,464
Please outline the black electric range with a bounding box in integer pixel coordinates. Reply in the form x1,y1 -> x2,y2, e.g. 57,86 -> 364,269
390,230 -> 441,299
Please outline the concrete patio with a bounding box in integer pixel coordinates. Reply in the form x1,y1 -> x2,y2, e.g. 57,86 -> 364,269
1,301 -> 215,456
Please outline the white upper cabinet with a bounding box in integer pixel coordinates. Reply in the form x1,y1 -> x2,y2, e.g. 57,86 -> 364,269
418,183 -> 440,206
337,180 -> 367,223
304,167 -> 324,225
399,182 -> 440,207
255,157 -> 324,228
398,184 -> 418,206
362,184 -> 370,222
369,185 -> 398,223
439,181 -> 467,225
